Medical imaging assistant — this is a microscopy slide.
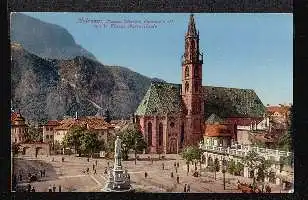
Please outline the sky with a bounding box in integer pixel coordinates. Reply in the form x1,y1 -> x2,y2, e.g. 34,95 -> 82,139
22,12 -> 293,106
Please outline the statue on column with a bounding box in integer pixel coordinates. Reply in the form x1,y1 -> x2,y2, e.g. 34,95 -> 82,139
114,136 -> 122,167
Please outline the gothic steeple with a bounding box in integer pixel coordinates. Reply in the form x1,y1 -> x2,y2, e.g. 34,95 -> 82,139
187,14 -> 197,37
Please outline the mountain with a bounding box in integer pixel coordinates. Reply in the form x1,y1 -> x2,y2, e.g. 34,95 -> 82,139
11,43 -> 152,124
10,13 -> 96,60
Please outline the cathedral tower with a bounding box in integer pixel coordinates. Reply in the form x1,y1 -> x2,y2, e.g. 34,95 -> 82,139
181,14 -> 204,146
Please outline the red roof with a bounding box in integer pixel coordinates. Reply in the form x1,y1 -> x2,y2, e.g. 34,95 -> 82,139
204,124 -> 233,137
46,120 -> 61,126
11,111 -> 25,122
266,106 -> 290,115
225,117 -> 263,126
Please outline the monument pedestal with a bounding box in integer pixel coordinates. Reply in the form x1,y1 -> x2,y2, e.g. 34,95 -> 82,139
102,136 -> 134,192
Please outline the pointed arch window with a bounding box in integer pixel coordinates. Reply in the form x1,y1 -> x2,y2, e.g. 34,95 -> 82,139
194,66 -> 198,77
185,66 -> 189,78
159,123 -> 163,146
148,122 -> 152,146
185,82 -> 189,93
194,81 -> 199,92
180,124 -> 185,146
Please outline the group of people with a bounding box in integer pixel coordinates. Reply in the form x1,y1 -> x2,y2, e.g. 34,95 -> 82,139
48,184 -> 61,192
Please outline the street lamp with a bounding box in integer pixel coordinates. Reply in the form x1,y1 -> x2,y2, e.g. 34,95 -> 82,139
222,158 -> 227,190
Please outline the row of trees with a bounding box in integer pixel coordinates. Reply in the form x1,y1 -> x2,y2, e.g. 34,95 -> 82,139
180,144 -> 288,190
61,123 -> 147,159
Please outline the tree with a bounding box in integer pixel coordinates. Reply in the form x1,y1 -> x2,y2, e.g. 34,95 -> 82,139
80,131 -> 101,157
181,145 -> 202,173
62,125 -> 86,156
104,109 -> 111,123
24,125 -> 43,142
234,162 -> 244,176
243,151 -> 273,190
106,134 -> 116,153
277,105 -> 293,152
119,123 -> 147,161
227,159 -> 236,175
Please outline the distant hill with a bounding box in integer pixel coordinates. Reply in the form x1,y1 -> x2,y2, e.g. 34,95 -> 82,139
11,43 -> 152,124
10,13 -> 96,60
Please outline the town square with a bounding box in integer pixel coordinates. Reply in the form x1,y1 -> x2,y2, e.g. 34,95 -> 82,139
10,13 -> 293,193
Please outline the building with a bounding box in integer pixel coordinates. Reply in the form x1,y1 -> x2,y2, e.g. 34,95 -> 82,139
266,104 -> 291,124
203,114 -> 236,147
50,116 -> 116,146
42,120 -> 60,147
135,14 -> 265,154
11,111 -> 28,143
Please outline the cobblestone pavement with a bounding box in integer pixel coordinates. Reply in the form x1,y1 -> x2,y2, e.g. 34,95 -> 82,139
13,154 -> 288,193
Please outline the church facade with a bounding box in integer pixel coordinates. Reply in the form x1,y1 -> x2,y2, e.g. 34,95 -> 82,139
135,14 -> 265,154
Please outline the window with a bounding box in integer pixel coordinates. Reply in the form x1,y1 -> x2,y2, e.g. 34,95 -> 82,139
170,122 -> 175,128
159,123 -> 163,146
50,135 -> 53,139
46,135 -> 49,139
148,122 -> 152,146
185,82 -> 189,93
50,127 -> 53,131
194,66 -> 198,77
194,81 -> 199,92
180,124 -> 185,145
185,66 -> 189,78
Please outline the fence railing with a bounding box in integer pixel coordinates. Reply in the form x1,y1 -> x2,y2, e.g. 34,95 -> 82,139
199,143 -> 292,160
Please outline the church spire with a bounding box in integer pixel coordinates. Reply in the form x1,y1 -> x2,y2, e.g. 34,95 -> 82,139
187,14 -> 197,37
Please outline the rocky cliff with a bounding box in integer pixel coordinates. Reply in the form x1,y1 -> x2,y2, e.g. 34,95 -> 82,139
11,43 -> 152,124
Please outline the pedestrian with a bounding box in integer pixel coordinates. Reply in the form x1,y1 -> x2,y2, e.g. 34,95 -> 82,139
52,184 -> 56,192
27,184 -> 31,192
31,186 -> 35,192
171,172 -> 174,178
175,167 -> 178,173
184,184 -> 187,192
94,169 -> 97,175
177,162 -> 179,168
87,157 -> 89,162
86,168 -> 89,174
62,157 -> 64,162
145,172 -> 148,178
48,185 -> 52,192
176,175 -> 179,184
174,162 -> 176,168
52,157 -> 54,162
187,184 -> 190,192
107,162 -> 109,167
43,169 -> 46,177
19,174 -> 22,181
95,160 -> 98,166
93,164 -> 95,170
104,168 -> 107,174
58,185 -> 62,192
162,163 -> 164,170
40,170 -> 43,177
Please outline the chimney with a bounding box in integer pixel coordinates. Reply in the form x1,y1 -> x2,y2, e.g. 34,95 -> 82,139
75,112 -> 78,120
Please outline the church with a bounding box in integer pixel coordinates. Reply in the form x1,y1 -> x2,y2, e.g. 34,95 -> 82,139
135,14 -> 266,154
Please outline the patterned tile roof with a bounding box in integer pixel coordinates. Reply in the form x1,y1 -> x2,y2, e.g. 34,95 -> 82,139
11,111 -> 25,122
135,82 -> 184,116
202,86 -> 265,119
206,113 -> 223,124
135,83 -> 265,118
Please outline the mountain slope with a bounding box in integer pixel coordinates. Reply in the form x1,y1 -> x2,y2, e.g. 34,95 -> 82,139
10,13 -> 96,60
11,43 -> 152,123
